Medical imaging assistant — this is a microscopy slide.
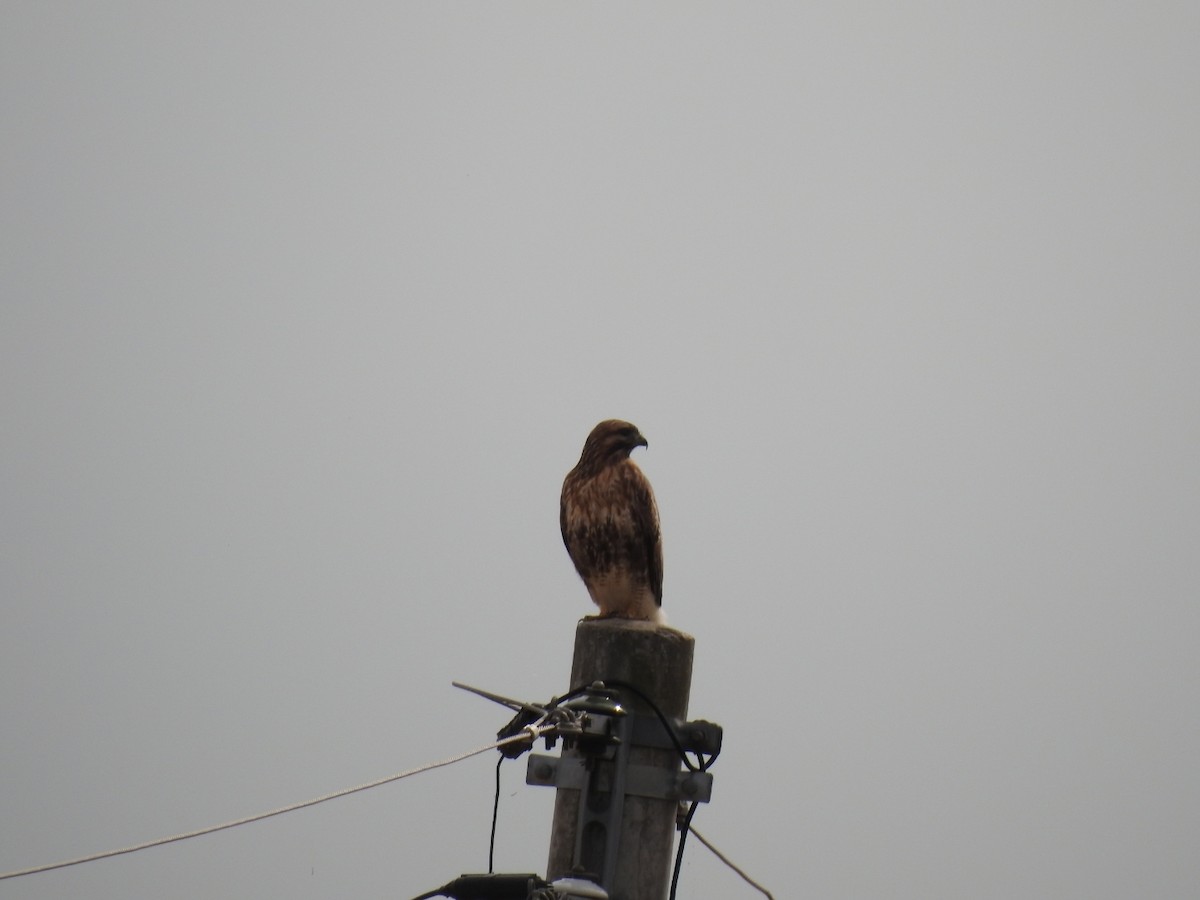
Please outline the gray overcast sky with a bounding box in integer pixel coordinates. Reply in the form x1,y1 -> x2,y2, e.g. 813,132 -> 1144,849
2,4 -> 1198,899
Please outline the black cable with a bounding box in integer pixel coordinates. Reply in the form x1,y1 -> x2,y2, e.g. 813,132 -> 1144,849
543,683 -> 593,709
488,755 -> 503,873
669,801 -> 700,900
604,680 -> 697,771
600,679 -> 719,772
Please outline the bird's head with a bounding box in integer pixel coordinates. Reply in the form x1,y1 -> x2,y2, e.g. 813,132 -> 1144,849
577,419 -> 648,470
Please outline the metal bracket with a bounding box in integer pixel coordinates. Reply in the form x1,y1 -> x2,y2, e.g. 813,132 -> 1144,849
630,715 -> 723,757
526,753 -> 713,803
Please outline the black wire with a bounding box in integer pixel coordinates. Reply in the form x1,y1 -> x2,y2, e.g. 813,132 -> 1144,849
488,755 -> 503,873
600,679 -> 719,772
669,801 -> 700,900
543,683 -> 593,709
604,680 -> 697,771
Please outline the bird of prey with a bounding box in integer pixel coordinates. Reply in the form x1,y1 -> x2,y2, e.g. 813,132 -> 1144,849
560,419 -> 664,622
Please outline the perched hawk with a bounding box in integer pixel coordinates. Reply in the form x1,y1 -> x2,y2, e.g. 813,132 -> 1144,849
560,419 -> 664,622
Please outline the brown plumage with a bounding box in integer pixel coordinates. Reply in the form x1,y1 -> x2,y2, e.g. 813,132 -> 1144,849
560,419 -> 663,622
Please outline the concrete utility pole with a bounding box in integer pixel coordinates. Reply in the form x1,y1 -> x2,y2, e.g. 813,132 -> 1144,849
527,619 -> 707,900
